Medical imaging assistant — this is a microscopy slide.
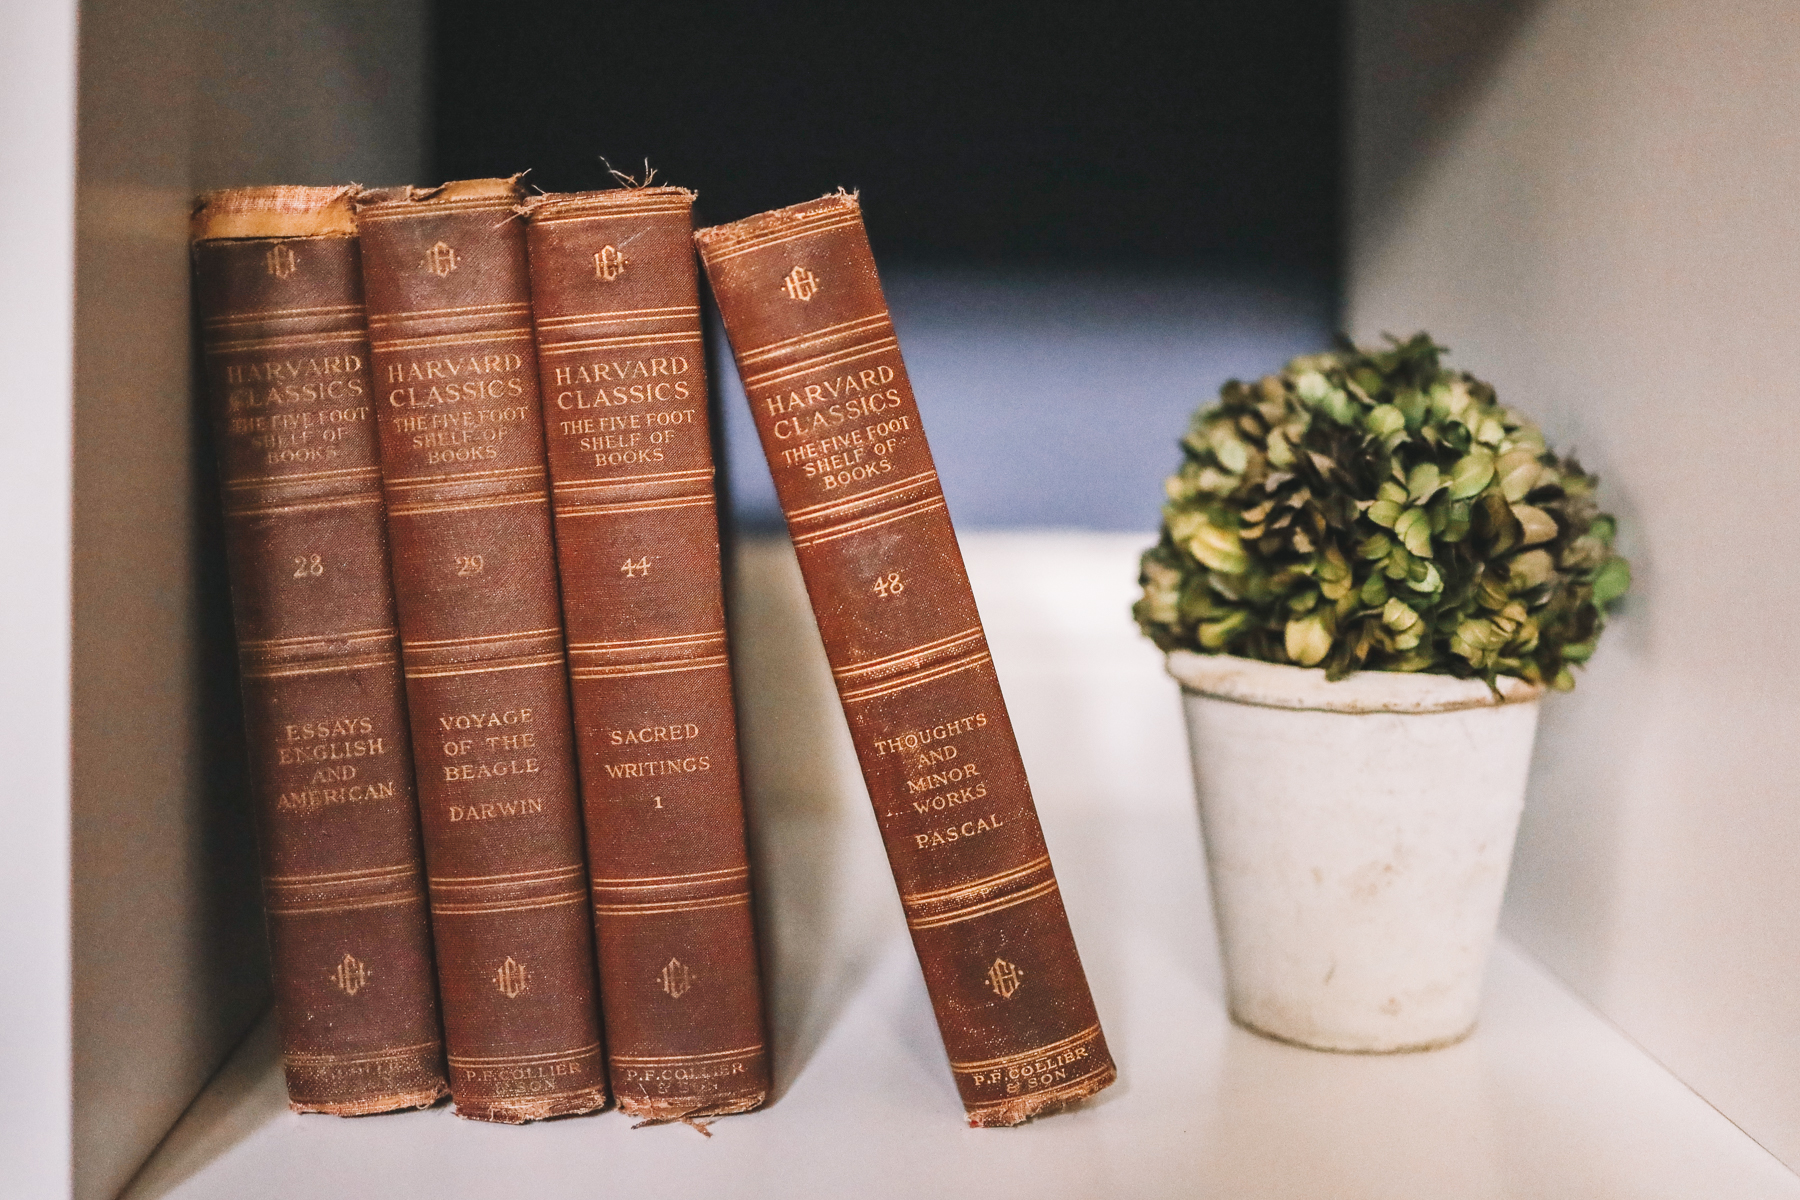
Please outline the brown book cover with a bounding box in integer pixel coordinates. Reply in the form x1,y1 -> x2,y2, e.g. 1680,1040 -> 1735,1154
523,187 -> 770,1120
353,177 -> 608,1122
190,185 -> 447,1114
695,193 -> 1115,1126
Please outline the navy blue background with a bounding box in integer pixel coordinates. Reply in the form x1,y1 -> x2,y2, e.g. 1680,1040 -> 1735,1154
432,1 -> 1341,528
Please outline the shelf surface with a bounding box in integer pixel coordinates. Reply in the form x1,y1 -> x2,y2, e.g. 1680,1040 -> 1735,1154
124,534 -> 1800,1199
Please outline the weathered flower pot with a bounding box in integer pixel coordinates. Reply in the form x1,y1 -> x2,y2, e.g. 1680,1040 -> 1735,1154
1168,651 -> 1543,1052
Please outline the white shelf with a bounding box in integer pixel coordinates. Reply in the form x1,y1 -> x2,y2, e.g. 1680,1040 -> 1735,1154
125,534 -> 1799,1199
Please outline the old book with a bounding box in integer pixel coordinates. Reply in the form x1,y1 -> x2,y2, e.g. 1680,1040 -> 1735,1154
523,187 -> 769,1120
190,186 -> 447,1114
695,194 -> 1116,1126
353,178 -> 608,1122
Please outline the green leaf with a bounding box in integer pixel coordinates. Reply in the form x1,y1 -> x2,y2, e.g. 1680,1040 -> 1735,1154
1198,610 -> 1252,650
1366,405 -> 1406,438
1395,506 -> 1434,557
1509,549 -> 1555,590
1285,614 -> 1333,666
1357,532 -> 1392,560
1497,448 -> 1542,502
1360,572 -> 1389,606
1168,509 -> 1250,574
1512,504 -> 1559,546
1406,461 -> 1443,502
1448,448 -> 1496,499
1591,556 -> 1632,605
1367,500 -> 1404,528
1265,427 -> 1295,467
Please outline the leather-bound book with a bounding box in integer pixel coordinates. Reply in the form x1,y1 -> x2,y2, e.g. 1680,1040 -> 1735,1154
696,194 -> 1116,1126
353,178 -> 608,1122
191,186 -> 447,1114
523,187 -> 769,1120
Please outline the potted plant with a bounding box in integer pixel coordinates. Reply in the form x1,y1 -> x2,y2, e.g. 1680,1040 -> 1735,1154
1135,334 -> 1629,1053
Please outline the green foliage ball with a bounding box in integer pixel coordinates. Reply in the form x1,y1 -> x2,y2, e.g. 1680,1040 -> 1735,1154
1134,334 -> 1630,688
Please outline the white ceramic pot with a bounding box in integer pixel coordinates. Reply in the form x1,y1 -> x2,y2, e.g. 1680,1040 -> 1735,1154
1167,651 -> 1543,1052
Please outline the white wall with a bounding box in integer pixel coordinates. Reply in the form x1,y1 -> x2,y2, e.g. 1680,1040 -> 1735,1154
71,3 -> 426,1196
1350,0 -> 1800,1169
0,2 -> 78,1198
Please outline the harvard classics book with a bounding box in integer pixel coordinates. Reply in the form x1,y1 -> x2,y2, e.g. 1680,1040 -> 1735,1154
353,178 -> 609,1122
191,186 -> 447,1114
522,186 -> 769,1119
696,193 -> 1115,1125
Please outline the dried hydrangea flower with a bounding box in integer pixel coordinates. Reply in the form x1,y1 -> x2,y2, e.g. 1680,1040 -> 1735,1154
1135,334 -> 1630,687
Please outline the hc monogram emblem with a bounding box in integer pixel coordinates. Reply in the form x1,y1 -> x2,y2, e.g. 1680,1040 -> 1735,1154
782,265 -> 820,301
986,958 -> 1023,999
331,954 -> 369,996
658,958 -> 693,999
265,244 -> 297,279
495,956 -> 528,999
423,241 -> 459,277
594,245 -> 627,281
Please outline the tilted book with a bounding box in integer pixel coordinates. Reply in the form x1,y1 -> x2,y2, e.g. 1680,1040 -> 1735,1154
696,193 -> 1115,1125
523,186 -> 769,1120
354,178 -> 608,1122
191,186 -> 447,1114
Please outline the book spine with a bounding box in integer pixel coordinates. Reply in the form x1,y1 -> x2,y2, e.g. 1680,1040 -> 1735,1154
190,186 -> 447,1115
354,178 -> 608,1122
523,188 -> 769,1120
696,194 -> 1115,1126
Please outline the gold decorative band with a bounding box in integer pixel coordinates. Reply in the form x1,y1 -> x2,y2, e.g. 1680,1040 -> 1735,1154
431,890 -> 588,916
203,329 -> 367,355
568,655 -> 728,680
589,866 -> 748,888
784,469 -> 939,524
789,495 -> 946,550
832,626 -> 984,684
903,855 -> 1052,905
401,626 -> 560,650
448,1041 -> 604,1068
839,650 -> 988,704
287,1040 -> 442,1067
241,652 -> 398,680
948,1023 -> 1102,1073
553,466 -> 713,490
267,862 -> 419,885
566,629 -> 725,652
367,329 -> 534,352
610,1043 -> 764,1066
592,891 -> 750,917
382,464 -> 544,489
553,494 -> 713,519
367,301 -> 530,326
236,626 -> 394,651
269,892 -> 424,916
404,651 -> 563,680
536,331 -> 704,354
534,304 -> 699,329
740,335 -> 899,390
431,864 -> 583,887
703,213 -> 862,262
906,879 -> 1059,931
736,311 -> 890,365
203,302 -> 366,329
386,492 -> 548,517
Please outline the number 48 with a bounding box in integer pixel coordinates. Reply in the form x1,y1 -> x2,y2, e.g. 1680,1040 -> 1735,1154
872,571 -> 904,598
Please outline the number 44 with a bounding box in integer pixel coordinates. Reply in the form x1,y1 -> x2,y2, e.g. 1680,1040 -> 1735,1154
620,556 -> 653,578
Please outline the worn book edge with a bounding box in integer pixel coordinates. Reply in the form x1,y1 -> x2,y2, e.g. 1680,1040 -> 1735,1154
192,184 -> 358,242
691,189 -> 857,252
